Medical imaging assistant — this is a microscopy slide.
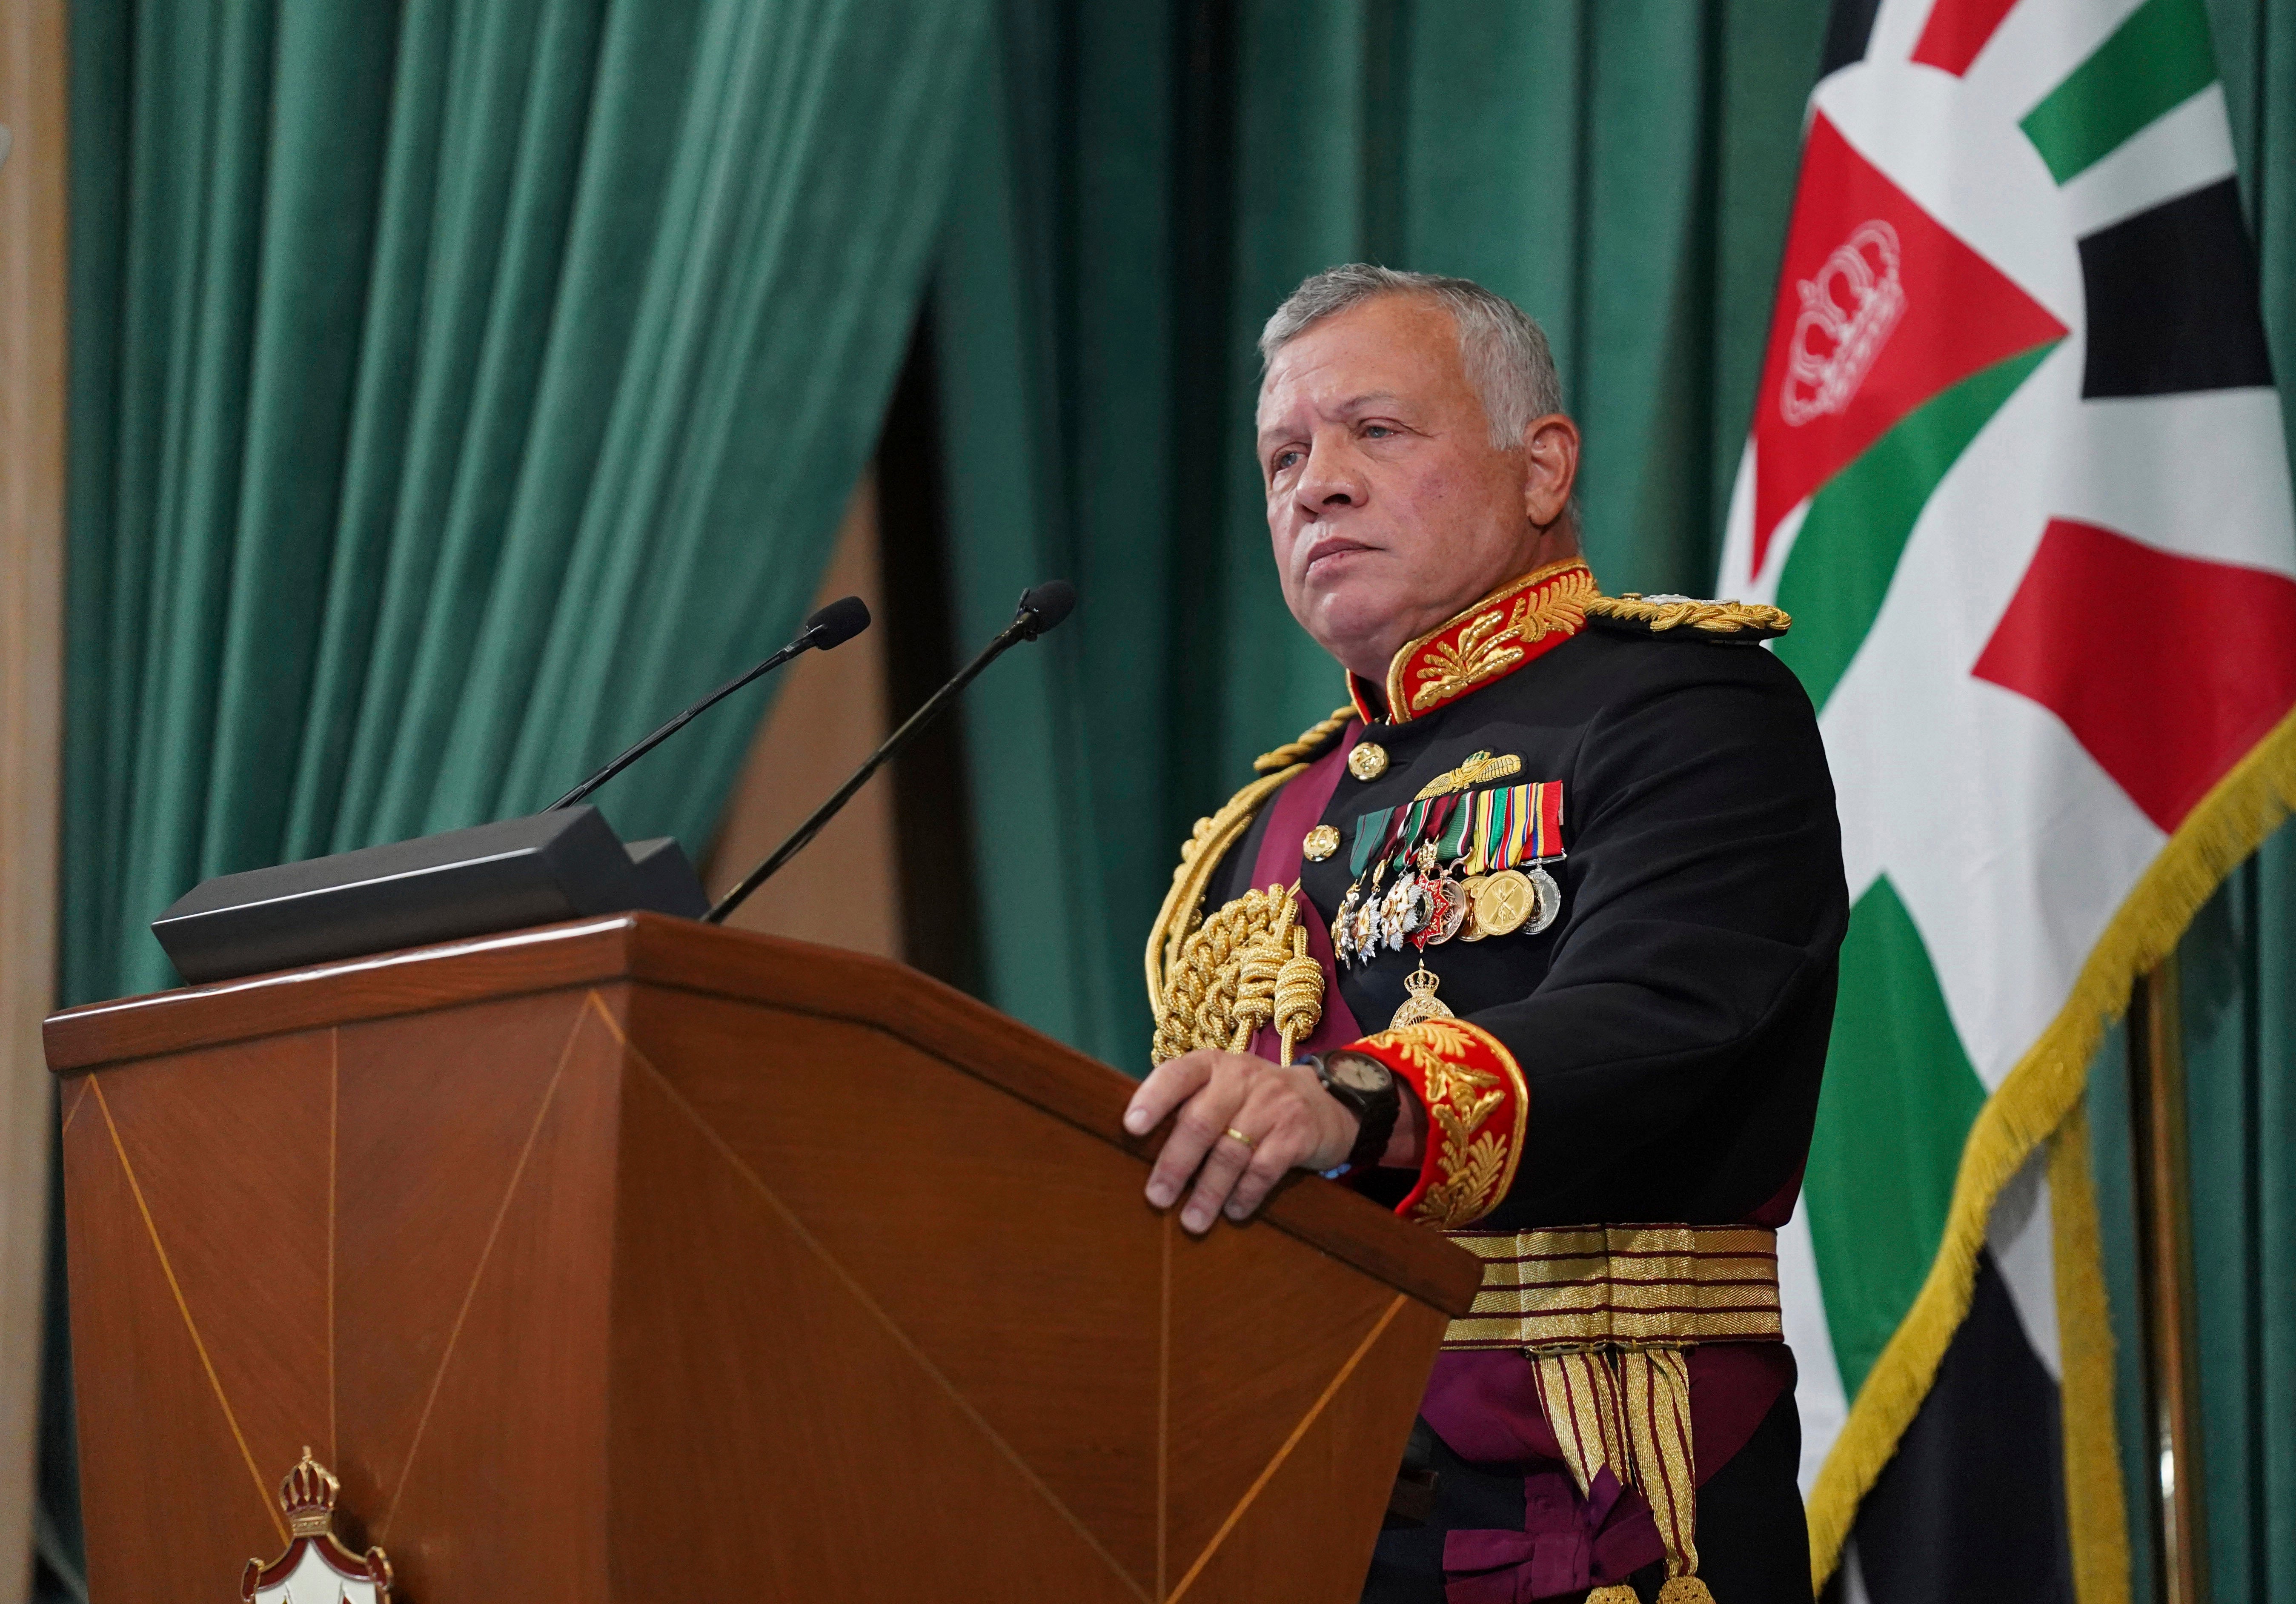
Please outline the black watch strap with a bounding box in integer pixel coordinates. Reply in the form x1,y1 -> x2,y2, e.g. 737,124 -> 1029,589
1346,1086 -> 1402,1171
1311,1051 -> 1403,1171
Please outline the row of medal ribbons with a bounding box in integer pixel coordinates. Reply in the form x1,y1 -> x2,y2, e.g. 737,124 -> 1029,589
1330,781 -> 1565,967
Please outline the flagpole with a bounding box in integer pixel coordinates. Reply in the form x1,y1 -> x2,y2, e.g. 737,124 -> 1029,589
2125,957 -> 2208,1604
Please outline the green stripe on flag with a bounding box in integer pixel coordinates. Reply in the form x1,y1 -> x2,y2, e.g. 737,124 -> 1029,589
2020,0 -> 2218,184
1773,343 -> 2058,712
1804,876 -> 1989,1399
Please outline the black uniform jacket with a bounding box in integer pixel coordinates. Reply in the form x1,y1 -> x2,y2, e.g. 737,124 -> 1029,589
1206,591 -> 1848,1233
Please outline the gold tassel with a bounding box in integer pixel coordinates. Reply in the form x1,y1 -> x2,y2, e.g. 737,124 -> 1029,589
1586,1587 -> 1640,1604
1621,1347 -> 1702,1583
1656,1577 -> 1718,1604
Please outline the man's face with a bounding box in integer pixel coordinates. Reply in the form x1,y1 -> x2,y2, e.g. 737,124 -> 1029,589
1256,294 -> 1579,684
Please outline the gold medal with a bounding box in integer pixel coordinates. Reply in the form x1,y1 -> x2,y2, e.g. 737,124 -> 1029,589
1472,869 -> 1536,936
1455,874 -> 1488,940
1347,741 -> 1389,781
1302,823 -> 1340,861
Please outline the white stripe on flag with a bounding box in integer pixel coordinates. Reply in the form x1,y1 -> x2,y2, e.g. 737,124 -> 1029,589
2058,82 -> 2238,236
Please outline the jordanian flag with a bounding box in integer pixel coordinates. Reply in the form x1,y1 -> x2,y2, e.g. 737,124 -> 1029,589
1718,0 -> 2296,1595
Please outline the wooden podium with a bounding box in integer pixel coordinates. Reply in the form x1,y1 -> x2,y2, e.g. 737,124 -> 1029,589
45,913 -> 1480,1602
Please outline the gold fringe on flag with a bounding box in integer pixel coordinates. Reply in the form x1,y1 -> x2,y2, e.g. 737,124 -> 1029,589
1804,701 -> 2296,1590
2051,1100 -> 2134,1604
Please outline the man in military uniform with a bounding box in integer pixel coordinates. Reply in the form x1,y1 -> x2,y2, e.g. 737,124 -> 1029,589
1124,266 -> 1846,1604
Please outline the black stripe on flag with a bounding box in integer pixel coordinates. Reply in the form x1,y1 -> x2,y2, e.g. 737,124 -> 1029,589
1826,1250 -> 2075,1604
1820,0 -> 1885,77
2079,177 -> 2276,398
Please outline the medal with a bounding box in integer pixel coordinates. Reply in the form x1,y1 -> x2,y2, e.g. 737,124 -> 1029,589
1402,875 -> 1435,937
1334,793 -> 1483,963
1409,843 -> 1465,948
1355,865 -> 1386,960
1460,782 -> 1569,937
1386,962 -> 1455,1029
1423,874 -> 1467,945
1473,869 -> 1537,936
1381,873 -> 1415,951
1455,874 -> 1488,940
1526,865 -> 1562,934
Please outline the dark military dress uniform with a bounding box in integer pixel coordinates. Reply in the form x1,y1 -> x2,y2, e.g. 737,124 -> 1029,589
1147,561 -> 1847,1604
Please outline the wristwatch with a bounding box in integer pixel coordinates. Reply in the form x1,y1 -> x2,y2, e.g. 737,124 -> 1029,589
1309,1050 -> 1402,1171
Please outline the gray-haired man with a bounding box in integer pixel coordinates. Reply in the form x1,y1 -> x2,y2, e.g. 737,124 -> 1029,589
1129,266 -> 1846,1602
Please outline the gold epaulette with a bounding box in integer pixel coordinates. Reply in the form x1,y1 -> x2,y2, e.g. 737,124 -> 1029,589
1144,705 -> 1356,1011
1584,592 -> 1790,641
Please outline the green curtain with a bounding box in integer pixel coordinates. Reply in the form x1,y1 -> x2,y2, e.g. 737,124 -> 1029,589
934,2 -> 2296,1600
2087,8 -> 2296,1601
49,0 -> 990,1594
2089,836 -> 2296,1604
63,0 -> 989,1007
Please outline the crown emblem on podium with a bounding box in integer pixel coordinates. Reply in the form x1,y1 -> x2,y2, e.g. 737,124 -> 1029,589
243,1448 -> 392,1603
279,1446 -> 340,1537
1779,219 -> 1904,427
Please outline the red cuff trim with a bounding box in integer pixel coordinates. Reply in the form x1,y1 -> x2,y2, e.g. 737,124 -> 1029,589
1346,1019 -> 1530,1228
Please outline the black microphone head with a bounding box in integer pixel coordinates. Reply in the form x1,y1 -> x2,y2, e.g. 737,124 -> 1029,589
1015,579 -> 1076,640
804,595 -> 871,650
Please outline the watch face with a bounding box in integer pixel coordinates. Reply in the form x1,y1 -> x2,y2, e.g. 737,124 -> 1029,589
1329,1052 -> 1392,1094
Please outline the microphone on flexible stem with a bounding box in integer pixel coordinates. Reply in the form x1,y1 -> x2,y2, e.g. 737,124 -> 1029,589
706,579 -> 1077,925
549,595 -> 872,811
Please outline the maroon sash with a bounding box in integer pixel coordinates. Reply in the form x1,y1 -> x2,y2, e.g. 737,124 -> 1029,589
1245,722 -> 1364,1063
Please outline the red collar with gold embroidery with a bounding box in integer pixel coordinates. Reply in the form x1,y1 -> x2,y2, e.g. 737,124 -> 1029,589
1348,559 -> 1597,725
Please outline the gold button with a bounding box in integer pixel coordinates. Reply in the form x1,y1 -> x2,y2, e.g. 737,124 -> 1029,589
1303,824 -> 1340,862
1347,742 -> 1389,781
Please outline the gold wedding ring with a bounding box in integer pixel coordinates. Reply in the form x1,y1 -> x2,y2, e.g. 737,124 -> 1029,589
1223,1126 -> 1258,1149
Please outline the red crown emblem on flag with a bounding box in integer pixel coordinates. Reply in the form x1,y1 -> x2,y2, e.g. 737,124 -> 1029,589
1779,219 -> 1905,426
278,1447 -> 340,1538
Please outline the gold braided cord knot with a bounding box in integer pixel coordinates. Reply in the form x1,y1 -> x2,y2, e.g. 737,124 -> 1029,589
1145,704 -> 1353,1057
1230,900 -> 1290,1044
1151,883 -> 1325,1068
1273,933 -> 1324,1060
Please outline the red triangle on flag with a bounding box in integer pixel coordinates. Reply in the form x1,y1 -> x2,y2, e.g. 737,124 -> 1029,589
1750,114 -> 2068,575
1973,519 -> 2296,832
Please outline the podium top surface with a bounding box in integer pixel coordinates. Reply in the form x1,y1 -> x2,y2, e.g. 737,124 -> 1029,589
46,912 -> 1483,1316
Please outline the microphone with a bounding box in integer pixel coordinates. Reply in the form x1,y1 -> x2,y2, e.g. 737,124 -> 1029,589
706,580 -> 1078,923
550,594 -> 872,811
